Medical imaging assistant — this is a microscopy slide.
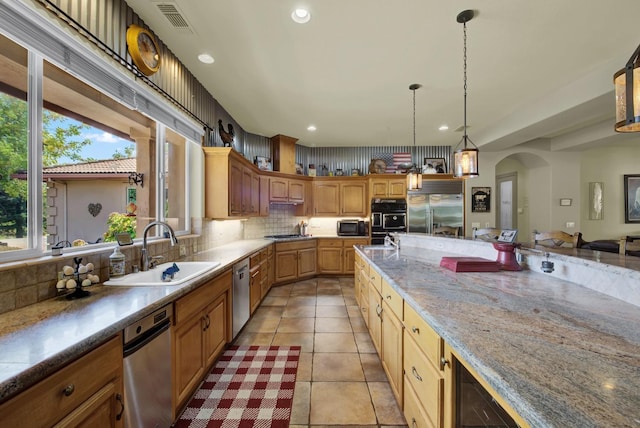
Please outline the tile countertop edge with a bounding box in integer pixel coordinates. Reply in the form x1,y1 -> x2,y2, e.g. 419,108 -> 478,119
0,239 -> 272,403
355,243 -> 640,428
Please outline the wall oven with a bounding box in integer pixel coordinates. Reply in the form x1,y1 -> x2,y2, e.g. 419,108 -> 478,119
371,198 -> 407,244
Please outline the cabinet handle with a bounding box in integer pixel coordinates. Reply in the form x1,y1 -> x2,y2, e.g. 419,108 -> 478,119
62,384 -> 75,396
206,314 -> 211,329
376,304 -> 382,317
411,417 -> 418,428
385,294 -> 392,300
411,366 -> 423,382
116,393 -> 125,420
411,326 -> 420,334
440,357 -> 450,371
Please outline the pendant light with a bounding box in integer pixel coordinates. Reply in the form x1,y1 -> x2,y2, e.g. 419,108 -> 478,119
407,83 -> 423,190
614,43 -> 640,132
453,9 -> 479,178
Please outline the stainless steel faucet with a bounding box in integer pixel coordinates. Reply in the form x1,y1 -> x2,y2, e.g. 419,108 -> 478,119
140,221 -> 179,271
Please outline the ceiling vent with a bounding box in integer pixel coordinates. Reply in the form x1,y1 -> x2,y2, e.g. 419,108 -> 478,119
155,3 -> 194,34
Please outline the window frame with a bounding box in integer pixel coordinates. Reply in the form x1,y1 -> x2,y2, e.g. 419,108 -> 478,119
0,3 -> 200,262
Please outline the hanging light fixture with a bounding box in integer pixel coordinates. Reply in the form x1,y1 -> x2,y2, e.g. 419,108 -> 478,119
614,44 -> 640,132
407,83 -> 423,190
453,9 -> 479,178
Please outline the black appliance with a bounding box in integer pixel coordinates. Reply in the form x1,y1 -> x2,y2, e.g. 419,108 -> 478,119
337,220 -> 368,236
370,198 -> 407,244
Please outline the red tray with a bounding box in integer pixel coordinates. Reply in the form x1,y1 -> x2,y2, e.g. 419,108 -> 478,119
440,256 -> 500,272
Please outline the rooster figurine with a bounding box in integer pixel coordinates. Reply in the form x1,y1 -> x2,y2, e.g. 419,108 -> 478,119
218,119 -> 235,147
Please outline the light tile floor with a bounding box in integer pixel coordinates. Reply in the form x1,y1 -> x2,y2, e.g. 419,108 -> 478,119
233,277 -> 408,428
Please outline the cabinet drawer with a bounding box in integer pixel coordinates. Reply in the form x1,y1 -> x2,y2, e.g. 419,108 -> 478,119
344,238 -> 369,247
0,335 -> 122,427
276,240 -> 316,251
404,331 -> 444,428
404,302 -> 443,370
318,238 -> 342,248
369,268 -> 382,292
404,373 -> 435,428
250,252 -> 261,268
381,279 -> 403,319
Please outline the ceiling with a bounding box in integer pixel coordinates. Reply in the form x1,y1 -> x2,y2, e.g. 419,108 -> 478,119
124,0 -> 640,152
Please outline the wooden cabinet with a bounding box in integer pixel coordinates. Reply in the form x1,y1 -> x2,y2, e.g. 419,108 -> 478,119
173,270 -> 232,414
404,302 -> 445,428
318,238 -> 369,274
317,239 -> 343,274
313,178 -> 368,217
269,177 -> 305,203
0,335 -> 124,428
274,240 -> 317,284
370,176 -> 407,199
249,248 -> 271,314
203,147 -> 263,218
381,281 -> 403,406
343,238 -> 368,274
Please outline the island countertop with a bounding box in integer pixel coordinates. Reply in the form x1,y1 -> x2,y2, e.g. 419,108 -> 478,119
356,243 -> 640,428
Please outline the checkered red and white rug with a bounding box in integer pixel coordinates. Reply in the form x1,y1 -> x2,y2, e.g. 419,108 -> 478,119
175,345 -> 301,428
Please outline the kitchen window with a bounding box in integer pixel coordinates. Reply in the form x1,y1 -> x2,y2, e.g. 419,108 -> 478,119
0,29 -> 194,262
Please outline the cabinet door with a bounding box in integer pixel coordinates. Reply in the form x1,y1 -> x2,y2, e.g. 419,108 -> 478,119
259,176 -> 270,216
275,249 -> 298,282
203,294 -> 227,369
289,179 -> 305,203
370,179 -> 389,198
318,247 -> 342,274
173,313 -> 205,408
341,182 -> 367,216
249,266 -> 262,314
368,286 -> 382,355
229,161 -> 243,215
297,247 -> 317,277
387,179 -> 406,198
249,171 -> 260,215
313,182 -> 340,216
242,167 -> 253,215
270,178 -> 289,202
381,303 -> 403,407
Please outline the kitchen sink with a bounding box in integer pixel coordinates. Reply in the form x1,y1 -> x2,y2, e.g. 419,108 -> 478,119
104,261 -> 221,286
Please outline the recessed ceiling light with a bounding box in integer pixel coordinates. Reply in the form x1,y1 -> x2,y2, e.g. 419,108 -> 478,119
439,124 -> 449,131
307,125 -> 317,131
198,53 -> 214,64
291,8 -> 311,24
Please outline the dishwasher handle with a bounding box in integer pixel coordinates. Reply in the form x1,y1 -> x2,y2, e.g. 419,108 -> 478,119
123,319 -> 170,358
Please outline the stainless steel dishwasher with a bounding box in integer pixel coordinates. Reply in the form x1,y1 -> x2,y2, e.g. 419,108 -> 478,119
123,303 -> 173,428
233,257 -> 250,338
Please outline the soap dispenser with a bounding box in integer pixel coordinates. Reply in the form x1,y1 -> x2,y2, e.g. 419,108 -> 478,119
109,246 -> 126,277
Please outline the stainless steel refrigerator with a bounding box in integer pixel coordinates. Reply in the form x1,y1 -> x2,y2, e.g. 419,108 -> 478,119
407,180 -> 464,235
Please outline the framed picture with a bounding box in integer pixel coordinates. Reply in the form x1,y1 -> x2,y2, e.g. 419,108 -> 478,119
254,156 -> 272,171
497,229 -> 518,243
589,182 -> 603,220
624,174 -> 640,223
423,157 -> 447,174
471,187 -> 491,212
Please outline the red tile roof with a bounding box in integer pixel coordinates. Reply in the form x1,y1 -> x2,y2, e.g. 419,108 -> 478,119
43,158 -> 136,175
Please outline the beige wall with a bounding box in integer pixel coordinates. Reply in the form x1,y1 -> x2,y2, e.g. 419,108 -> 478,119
580,141 -> 640,240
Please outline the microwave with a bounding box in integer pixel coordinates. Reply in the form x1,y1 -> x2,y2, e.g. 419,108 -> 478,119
337,220 -> 368,236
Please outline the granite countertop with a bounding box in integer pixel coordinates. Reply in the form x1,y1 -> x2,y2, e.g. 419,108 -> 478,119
0,239 -> 272,402
356,245 -> 640,428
